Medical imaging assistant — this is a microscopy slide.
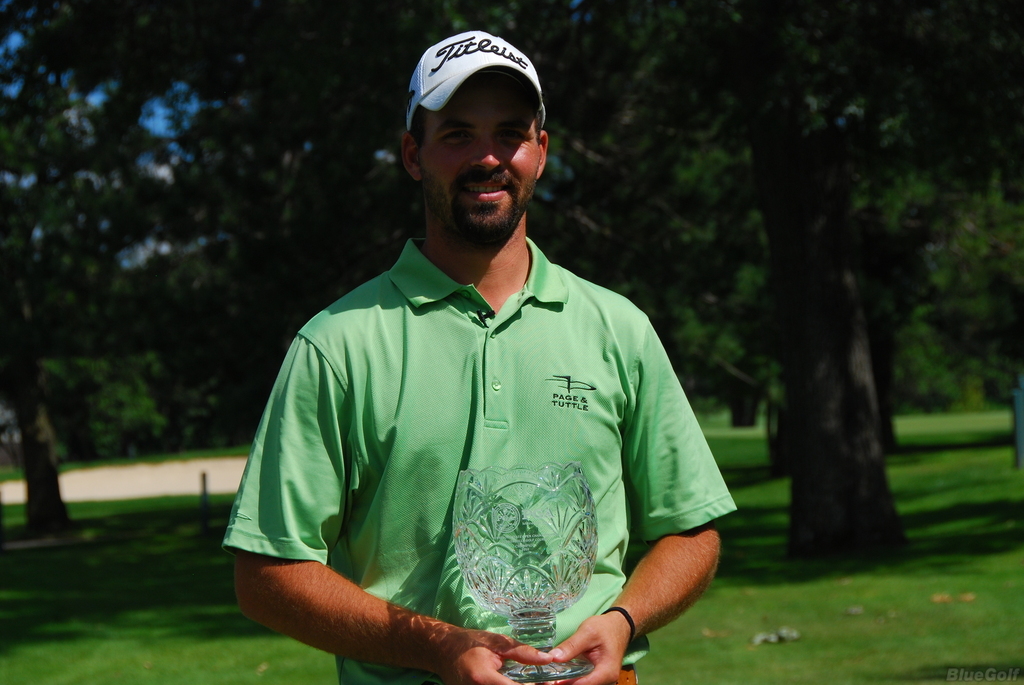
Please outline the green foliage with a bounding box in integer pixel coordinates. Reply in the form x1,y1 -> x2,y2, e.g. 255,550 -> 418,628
43,354 -> 167,460
926,183 -> 1024,365
652,0 -> 1024,427
1,0 -> 1023,461
856,176 -> 1024,413
3,1 -> 436,454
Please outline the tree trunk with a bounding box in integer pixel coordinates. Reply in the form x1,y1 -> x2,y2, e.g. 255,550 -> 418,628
729,392 -> 759,427
749,112 -> 905,555
869,329 -> 898,453
767,401 -> 789,478
11,360 -> 70,533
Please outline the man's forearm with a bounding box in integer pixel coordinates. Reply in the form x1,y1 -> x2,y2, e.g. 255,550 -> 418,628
233,550 -> 551,684
234,550 -> 447,671
545,522 -> 722,685
611,522 -> 721,637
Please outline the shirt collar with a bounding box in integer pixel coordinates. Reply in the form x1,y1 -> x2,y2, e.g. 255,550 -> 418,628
387,238 -> 569,308
522,238 -> 569,305
387,239 -> 461,308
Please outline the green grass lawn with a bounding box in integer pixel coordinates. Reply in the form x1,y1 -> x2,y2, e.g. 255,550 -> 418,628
665,411 -> 1023,685
1,412 -> 1021,684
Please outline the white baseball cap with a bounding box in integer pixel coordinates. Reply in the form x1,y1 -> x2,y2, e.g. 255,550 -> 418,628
406,30 -> 545,131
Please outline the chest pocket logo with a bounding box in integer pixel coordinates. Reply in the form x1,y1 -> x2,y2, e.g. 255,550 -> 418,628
547,375 -> 596,412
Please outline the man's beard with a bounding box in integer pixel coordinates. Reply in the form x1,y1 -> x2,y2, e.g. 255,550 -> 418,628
422,167 -> 535,248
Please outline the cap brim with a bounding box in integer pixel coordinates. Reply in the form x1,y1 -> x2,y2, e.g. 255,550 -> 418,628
408,68 -> 545,130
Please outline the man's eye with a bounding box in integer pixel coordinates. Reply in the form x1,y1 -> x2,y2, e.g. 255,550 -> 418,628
442,131 -> 470,141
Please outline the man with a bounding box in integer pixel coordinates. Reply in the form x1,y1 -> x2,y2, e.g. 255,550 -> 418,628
224,30 -> 736,685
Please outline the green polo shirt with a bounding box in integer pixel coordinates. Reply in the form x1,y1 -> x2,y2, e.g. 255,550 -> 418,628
223,238 -> 735,685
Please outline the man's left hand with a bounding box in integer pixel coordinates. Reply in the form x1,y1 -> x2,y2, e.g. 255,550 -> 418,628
546,610 -> 633,685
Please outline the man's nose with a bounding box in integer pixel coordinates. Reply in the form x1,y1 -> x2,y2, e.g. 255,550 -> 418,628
469,137 -> 503,169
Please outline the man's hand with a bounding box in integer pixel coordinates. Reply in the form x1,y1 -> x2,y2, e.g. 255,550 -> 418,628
546,611 -> 633,685
547,524 -> 722,685
432,628 -> 554,685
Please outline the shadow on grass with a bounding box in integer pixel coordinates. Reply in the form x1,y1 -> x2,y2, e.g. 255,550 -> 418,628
712,430 -> 1022,586
716,499 -> 1022,586
890,433 -> 1013,455
0,497 -> 267,655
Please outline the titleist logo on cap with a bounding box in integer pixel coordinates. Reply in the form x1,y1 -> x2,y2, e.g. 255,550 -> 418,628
430,36 -> 529,74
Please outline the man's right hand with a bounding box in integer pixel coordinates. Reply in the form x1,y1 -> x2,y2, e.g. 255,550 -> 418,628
431,627 -> 553,685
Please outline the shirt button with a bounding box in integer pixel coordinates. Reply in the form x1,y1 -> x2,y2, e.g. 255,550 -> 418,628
491,380 -> 502,391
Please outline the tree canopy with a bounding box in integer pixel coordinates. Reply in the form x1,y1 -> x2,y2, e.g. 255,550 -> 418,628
2,0 -> 1022,551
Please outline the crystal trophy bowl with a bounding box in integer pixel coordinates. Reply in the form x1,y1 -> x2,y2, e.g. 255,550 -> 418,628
453,462 -> 598,682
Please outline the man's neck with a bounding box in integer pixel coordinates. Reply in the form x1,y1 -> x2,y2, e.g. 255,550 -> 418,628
420,225 -> 531,313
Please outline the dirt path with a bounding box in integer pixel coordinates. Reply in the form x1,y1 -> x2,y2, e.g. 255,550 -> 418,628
0,456 -> 248,505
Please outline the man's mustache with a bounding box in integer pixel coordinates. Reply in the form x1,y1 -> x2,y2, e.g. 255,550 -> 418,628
455,169 -> 515,188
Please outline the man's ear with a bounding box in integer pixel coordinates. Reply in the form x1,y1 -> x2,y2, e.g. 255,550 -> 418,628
401,131 -> 422,181
535,128 -> 549,180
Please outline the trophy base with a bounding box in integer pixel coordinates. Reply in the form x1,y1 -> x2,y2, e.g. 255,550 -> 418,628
502,657 -> 595,683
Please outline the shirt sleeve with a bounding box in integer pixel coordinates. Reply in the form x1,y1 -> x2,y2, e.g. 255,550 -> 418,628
222,334 -> 348,563
621,323 -> 737,542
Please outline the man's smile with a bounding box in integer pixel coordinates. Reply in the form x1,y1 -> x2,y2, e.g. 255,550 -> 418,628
463,184 -> 508,201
